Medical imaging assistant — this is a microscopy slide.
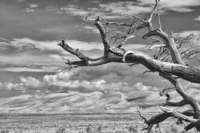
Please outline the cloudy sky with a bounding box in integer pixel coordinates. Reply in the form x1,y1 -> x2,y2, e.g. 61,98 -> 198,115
0,0 -> 199,113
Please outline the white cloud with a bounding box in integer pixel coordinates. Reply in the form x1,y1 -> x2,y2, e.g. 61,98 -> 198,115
9,38 -> 61,52
3,82 -> 26,92
8,38 -> 103,52
168,7 -> 193,12
0,37 -> 145,73
58,2 -> 151,19
0,38 -> 105,72
139,0 -> 200,12
17,0 -> 25,3
40,25 -> 73,35
0,76 -> 42,92
0,67 -> 58,72
30,4 -> 39,9
2,66 -> 159,94
58,0 -> 200,20
20,76 -> 40,87
82,25 -> 99,34
43,70 -> 119,92
0,79 -> 159,113
25,8 -> 35,13
1,30 -> 199,74
194,16 -> 200,21
99,2 -> 152,15
0,62 -> 181,113
25,4 -> 39,13
59,5 -> 89,16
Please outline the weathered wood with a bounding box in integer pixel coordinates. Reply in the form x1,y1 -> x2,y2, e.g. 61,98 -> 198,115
57,0 -> 200,131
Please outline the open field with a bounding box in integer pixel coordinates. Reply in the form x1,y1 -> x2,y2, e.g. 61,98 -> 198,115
0,113 -> 195,133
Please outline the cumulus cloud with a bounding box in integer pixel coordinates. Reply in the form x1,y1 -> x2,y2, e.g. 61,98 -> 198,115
0,38 -> 104,72
17,0 -> 25,3
57,2 -> 150,19
0,82 -> 158,113
1,59 -> 200,113
8,38 -> 104,52
0,62 -> 168,113
6,68 -> 133,93
99,2 -> 152,15
59,5 -> 89,16
82,25 -> 99,34
58,0 -> 200,20
2,78 -> 199,113
194,16 -> 200,21
139,0 -> 200,12
0,37 -> 148,72
25,4 -> 39,13
20,76 -> 40,87
0,76 -> 43,92
0,0 -> 199,114
0,82 -> 25,92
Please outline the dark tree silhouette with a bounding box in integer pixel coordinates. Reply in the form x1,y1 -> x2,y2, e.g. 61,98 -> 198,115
57,0 -> 200,132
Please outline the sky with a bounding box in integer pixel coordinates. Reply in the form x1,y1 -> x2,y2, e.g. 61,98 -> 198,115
0,0 -> 199,113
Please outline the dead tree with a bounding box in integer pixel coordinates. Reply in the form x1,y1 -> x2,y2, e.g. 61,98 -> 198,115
57,0 -> 200,132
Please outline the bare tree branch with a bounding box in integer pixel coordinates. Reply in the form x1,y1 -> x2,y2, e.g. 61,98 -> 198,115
148,0 -> 159,23
163,100 -> 187,107
94,17 -> 110,56
160,107 -> 197,122
57,0 -> 200,132
58,40 -> 111,67
143,30 -> 185,65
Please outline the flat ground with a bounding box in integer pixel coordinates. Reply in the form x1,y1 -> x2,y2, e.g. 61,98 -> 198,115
0,113 -> 192,133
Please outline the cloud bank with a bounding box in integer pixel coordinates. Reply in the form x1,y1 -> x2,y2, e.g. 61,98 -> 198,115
57,0 -> 200,19
0,66 -> 199,113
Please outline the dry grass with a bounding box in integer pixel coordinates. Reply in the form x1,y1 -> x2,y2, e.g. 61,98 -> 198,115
0,113 -> 197,133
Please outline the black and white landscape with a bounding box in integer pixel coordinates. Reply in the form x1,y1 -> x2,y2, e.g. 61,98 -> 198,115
0,0 -> 200,132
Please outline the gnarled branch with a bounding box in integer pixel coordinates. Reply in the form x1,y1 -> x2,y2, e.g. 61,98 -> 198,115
57,0 -> 200,132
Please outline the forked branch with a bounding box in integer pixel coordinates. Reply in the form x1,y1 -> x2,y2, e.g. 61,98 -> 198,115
58,40 -> 111,67
57,0 -> 200,131
94,17 -> 110,56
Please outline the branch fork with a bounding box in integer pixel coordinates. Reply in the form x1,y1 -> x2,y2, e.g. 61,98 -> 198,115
57,0 -> 200,132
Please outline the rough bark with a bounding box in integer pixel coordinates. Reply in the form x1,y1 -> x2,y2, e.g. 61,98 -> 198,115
57,0 -> 200,131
